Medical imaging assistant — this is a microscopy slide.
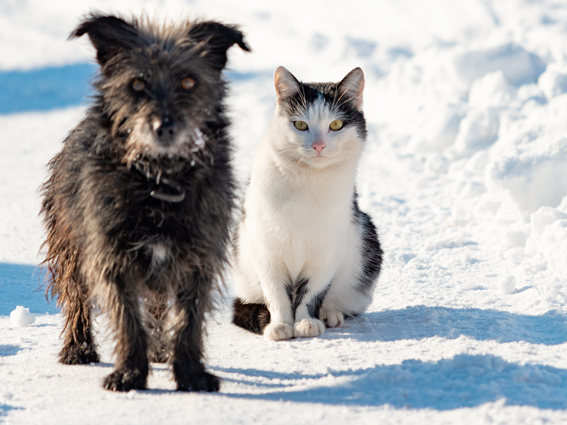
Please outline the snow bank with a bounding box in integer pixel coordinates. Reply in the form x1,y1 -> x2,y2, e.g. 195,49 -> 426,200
453,43 -> 545,87
538,63 -> 567,100
392,32 -> 567,280
526,199 -> 567,280
486,137 -> 567,221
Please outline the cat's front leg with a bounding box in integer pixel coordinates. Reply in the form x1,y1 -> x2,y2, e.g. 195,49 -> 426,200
293,281 -> 330,338
258,267 -> 295,341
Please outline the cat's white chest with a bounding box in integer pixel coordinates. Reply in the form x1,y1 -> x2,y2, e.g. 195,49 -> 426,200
246,152 -> 352,278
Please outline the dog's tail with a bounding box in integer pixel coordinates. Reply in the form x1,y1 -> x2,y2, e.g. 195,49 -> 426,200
232,298 -> 270,335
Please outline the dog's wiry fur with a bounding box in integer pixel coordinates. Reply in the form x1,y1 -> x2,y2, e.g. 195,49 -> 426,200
40,13 -> 249,392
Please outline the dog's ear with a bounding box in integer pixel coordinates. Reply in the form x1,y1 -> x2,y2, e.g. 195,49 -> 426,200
189,22 -> 251,70
70,13 -> 140,66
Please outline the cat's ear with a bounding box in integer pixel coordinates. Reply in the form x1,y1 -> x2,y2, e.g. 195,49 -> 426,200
70,13 -> 141,66
338,67 -> 365,111
274,66 -> 301,100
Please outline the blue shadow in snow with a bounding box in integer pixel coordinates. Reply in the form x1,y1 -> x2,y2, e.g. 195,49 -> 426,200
322,305 -> 567,346
0,63 -> 96,115
214,354 -> 567,410
0,345 -> 22,356
0,404 -> 23,418
0,263 -> 59,316
0,64 -> 270,116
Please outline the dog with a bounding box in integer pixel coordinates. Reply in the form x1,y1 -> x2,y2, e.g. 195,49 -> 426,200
40,13 -> 249,392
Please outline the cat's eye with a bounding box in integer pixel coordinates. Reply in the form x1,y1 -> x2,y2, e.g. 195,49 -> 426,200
132,79 -> 146,92
329,120 -> 344,131
181,77 -> 195,90
294,121 -> 308,131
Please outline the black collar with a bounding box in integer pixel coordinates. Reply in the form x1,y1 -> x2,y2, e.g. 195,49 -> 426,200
132,160 -> 186,203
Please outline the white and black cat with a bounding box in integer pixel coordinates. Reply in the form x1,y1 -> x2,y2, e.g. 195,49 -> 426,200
232,66 -> 383,341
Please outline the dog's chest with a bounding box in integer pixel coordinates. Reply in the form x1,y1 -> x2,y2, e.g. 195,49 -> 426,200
149,242 -> 169,264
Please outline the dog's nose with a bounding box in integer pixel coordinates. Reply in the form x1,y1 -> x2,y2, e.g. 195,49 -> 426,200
155,116 -> 176,144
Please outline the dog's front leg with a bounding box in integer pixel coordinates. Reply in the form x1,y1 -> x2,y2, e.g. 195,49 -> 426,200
172,274 -> 220,392
103,276 -> 149,392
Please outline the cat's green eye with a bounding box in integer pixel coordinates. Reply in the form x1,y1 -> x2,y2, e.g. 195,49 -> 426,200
329,120 -> 344,131
294,121 -> 308,131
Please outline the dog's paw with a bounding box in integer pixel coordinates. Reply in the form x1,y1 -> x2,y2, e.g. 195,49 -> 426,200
320,309 -> 344,328
103,368 -> 147,392
293,318 -> 325,338
59,343 -> 100,365
263,322 -> 294,341
176,371 -> 220,392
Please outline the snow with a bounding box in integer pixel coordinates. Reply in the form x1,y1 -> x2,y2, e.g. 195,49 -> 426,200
453,43 -> 546,87
9,307 -> 35,327
498,275 -> 516,295
2,0 -> 567,424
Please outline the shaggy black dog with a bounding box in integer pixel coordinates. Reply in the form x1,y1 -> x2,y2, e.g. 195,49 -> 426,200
40,13 -> 249,392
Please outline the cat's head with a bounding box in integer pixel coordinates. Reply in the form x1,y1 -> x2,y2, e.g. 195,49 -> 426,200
271,66 -> 367,169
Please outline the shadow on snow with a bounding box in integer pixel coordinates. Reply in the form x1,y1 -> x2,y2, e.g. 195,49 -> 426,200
0,262 -> 59,316
212,306 -> 567,410
213,354 -> 567,410
0,404 -> 23,418
0,63 -> 271,115
0,63 -> 96,115
330,305 -> 567,346
0,345 -> 22,357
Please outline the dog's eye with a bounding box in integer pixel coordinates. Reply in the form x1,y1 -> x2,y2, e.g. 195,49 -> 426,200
132,79 -> 146,92
181,77 -> 195,90
294,121 -> 308,131
329,120 -> 344,131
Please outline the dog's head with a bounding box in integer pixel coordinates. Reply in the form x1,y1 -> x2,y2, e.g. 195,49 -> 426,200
72,13 -> 250,165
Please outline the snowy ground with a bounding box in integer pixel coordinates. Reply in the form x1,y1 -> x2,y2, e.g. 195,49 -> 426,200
2,0 -> 567,423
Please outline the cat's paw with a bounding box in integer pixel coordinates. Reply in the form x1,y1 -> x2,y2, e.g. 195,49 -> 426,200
293,319 -> 325,338
264,322 -> 294,341
320,309 -> 344,328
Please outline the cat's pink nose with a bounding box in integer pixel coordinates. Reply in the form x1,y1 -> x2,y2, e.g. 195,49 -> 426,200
312,140 -> 326,154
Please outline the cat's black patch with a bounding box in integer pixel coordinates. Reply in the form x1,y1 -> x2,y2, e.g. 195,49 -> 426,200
232,298 -> 271,335
285,277 -> 309,315
352,191 -> 383,293
307,283 -> 331,319
279,81 -> 367,139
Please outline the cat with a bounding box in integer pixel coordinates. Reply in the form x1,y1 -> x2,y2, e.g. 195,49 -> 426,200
231,66 -> 383,341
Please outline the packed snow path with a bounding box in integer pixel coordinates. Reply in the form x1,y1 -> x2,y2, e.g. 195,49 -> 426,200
2,0 -> 567,424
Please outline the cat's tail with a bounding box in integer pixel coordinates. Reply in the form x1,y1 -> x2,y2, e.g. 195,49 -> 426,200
232,298 -> 271,335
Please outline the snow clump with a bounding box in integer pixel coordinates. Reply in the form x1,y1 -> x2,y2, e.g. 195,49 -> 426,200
10,306 -> 36,327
